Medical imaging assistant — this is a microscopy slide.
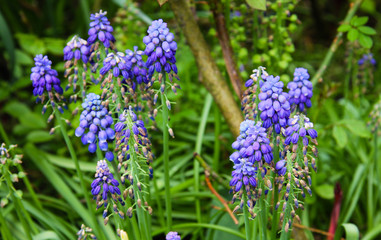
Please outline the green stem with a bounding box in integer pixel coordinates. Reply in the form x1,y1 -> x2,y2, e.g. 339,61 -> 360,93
0,208 -> 13,240
110,161 -> 141,240
212,105 -> 221,179
311,0 -> 364,86
344,48 -> 354,100
243,191 -> 252,240
161,72 -> 172,231
253,219 -> 258,240
3,165 -> 34,240
153,176 -> 166,228
368,130 -> 378,229
53,110 -> 104,239
259,192 -> 268,240
129,144 -> 150,240
271,131 -> 280,239
0,120 -> 10,144
194,93 -> 213,238
17,165 -> 43,210
0,120 -> 43,211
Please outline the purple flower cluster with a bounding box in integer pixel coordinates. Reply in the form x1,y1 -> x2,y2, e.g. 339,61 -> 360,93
30,54 -> 63,97
358,53 -> 376,66
125,46 -> 149,84
166,232 -> 181,240
115,107 -> 153,178
100,52 -> 131,79
87,10 -> 115,49
231,120 -> 273,164
283,114 -> 317,146
91,160 -> 124,218
75,93 -> 115,160
143,19 -> 178,76
258,75 -> 291,134
287,68 -> 313,112
229,120 -> 273,193
63,36 -> 90,63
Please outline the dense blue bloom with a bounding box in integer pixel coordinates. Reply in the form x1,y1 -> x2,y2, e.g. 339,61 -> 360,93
166,232 -> 181,240
258,75 -> 291,134
91,160 -> 124,218
358,53 -> 376,66
231,120 -> 273,164
100,52 -> 131,79
75,93 -> 115,160
63,36 -> 90,63
287,68 -> 313,112
125,46 -> 149,84
30,54 -> 63,97
87,10 -> 115,49
283,114 -> 317,146
230,157 -> 257,192
229,120 -> 272,194
143,19 -> 178,75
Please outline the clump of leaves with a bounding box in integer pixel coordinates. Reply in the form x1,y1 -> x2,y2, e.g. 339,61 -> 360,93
338,16 -> 376,48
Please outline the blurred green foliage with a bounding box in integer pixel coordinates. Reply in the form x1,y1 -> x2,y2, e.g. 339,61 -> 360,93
0,0 -> 381,239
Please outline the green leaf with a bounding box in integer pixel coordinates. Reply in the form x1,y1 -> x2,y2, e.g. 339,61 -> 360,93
157,0 -> 168,6
0,10 -> 15,79
3,101 -> 31,116
26,130 -> 54,143
246,0 -> 266,10
316,184 -> 334,199
15,50 -> 33,65
341,119 -> 371,138
341,223 -> 359,240
338,24 -> 351,32
352,16 -> 368,26
44,38 -> 65,55
358,34 -> 373,48
15,33 -> 46,55
333,126 -> 347,148
32,231 -> 60,240
20,112 -> 46,129
347,28 -> 359,41
358,26 -> 376,35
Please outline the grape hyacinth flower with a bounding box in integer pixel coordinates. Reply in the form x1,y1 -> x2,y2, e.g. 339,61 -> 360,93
358,53 -> 376,66
283,114 -> 318,146
114,107 -> 154,216
87,10 -> 115,49
77,224 -> 96,240
91,160 -> 124,220
125,46 -> 149,85
241,67 -> 269,120
100,52 -> 131,78
275,159 -> 287,176
30,54 -> 64,103
63,36 -> 90,64
282,113 -> 318,172
287,68 -> 313,112
230,120 -> 273,165
115,107 -> 154,173
143,19 -> 178,76
229,120 -> 273,214
75,93 -> 115,160
166,232 -> 181,240
258,75 -> 291,134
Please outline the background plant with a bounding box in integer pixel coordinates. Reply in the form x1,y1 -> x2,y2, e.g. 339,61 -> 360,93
0,0 -> 381,239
